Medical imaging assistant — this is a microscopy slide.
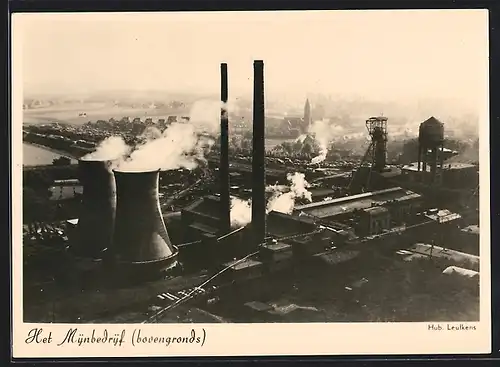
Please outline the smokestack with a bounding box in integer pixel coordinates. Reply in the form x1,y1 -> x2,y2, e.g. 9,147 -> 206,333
220,63 -> 231,233
252,60 -> 266,245
73,158 -> 116,259
111,169 -> 178,274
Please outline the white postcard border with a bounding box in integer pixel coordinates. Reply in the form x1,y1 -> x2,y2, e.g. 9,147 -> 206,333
11,10 -> 492,358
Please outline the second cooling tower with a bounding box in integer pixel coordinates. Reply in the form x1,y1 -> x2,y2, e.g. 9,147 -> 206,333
111,169 -> 178,274
73,158 -> 117,259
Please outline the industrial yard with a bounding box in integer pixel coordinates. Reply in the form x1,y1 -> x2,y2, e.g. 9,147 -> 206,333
20,59 -> 482,325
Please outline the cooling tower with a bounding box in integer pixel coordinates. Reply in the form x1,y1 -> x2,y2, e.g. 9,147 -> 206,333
252,60 -> 267,245
111,169 -> 178,274
73,158 -> 117,259
220,63 -> 231,233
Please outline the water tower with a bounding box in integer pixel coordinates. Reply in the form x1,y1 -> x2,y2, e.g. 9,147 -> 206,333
418,116 -> 445,185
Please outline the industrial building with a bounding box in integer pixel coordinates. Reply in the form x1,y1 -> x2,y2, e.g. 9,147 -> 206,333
400,162 -> 478,190
23,59 -> 480,324
63,60 -> 469,280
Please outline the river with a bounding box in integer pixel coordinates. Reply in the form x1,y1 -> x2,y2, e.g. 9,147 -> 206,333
23,143 -> 77,166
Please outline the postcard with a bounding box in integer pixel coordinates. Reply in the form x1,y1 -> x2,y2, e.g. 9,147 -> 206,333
12,9 -> 490,358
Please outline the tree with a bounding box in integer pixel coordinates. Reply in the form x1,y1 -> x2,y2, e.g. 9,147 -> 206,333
23,187 -> 55,224
52,156 -> 72,166
24,170 -> 52,196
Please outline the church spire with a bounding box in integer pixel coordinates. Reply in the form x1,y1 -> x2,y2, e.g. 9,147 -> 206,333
303,98 -> 311,133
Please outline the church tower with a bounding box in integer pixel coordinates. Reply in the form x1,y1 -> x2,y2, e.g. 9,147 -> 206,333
303,99 -> 312,133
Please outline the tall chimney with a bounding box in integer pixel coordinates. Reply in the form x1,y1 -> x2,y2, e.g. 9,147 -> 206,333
220,63 -> 231,233
252,60 -> 266,245
73,158 -> 116,259
111,169 -> 178,275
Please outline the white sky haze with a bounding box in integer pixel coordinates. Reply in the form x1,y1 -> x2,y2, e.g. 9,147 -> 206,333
16,10 -> 488,109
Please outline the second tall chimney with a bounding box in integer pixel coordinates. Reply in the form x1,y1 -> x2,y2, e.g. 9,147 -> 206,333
220,63 -> 231,233
252,60 -> 266,245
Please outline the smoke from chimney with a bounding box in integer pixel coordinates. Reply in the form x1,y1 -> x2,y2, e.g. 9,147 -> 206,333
308,119 -> 345,164
82,99 -> 238,173
229,172 -> 313,227
267,172 -> 312,214
230,197 -> 252,228
116,122 -> 211,172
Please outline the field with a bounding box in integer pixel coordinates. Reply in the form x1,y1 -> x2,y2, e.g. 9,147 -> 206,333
23,103 -> 190,125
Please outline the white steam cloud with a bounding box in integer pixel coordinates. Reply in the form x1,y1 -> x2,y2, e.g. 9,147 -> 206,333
82,136 -> 131,162
230,197 -> 252,228
82,99 -> 236,172
116,122 -> 212,171
308,119 -> 345,164
267,172 -> 312,214
228,172 -> 313,227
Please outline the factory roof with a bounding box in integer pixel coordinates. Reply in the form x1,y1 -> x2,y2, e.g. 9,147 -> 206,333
443,162 -> 477,170
442,266 -> 479,278
189,222 -> 218,235
377,166 -> 402,178
402,162 -> 476,173
266,211 -> 317,238
183,195 -> 221,219
313,249 -> 361,265
363,206 -> 389,215
401,163 -> 430,173
294,187 -> 420,219
461,224 -> 479,235
53,179 -> 80,186
424,209 -> 461,223
310,172 -> 351,183
309,187 -> 338,198
225,258 -> 263,271
261,241 -> 292,252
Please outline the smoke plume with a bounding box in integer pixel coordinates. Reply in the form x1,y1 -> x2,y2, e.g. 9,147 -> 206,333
228,172 -> 313,226
266,172 -> 312,214
308,119 -> 345,164
189,99 -> 240,130
117,123 -> 212,171
82,136 -> 130,162
230,197 -> 252,228
115,99 -> 232,172
140,126 -> 163,141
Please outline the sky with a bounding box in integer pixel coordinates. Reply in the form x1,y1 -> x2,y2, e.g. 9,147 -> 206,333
15,10 -> 488,109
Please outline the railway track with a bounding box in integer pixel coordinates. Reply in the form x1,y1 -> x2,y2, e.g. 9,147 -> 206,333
155,286 -> 208,304
143,229 -> 325,323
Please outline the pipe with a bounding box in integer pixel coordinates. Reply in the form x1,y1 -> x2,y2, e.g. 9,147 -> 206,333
220,63 -> 231,233
252,60 -> 266,245
73,158 -> 117,258
217,226 -> 245,242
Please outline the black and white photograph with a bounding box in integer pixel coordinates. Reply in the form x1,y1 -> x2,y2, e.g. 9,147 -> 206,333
12,9 -> 490,357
